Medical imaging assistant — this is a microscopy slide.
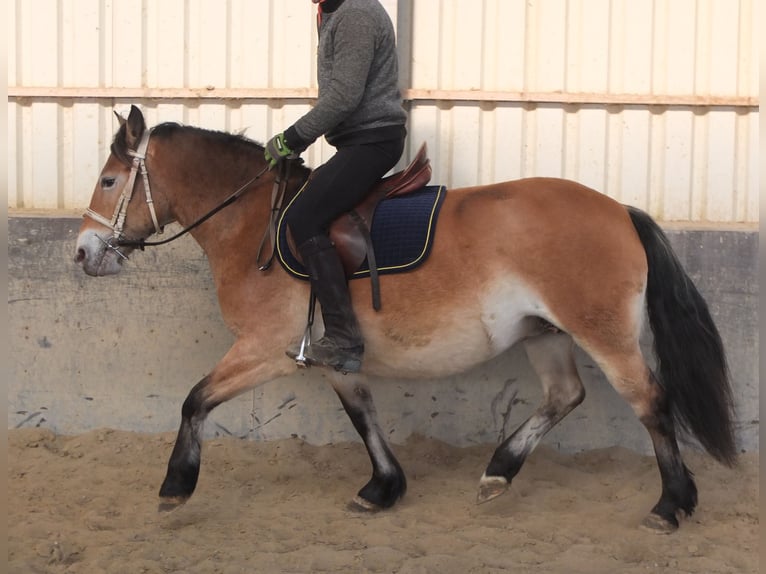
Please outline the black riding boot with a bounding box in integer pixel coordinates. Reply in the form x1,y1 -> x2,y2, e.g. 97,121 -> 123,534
287,235 -> 364,372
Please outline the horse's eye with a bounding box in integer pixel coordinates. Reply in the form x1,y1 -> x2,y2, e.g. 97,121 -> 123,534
101,176 -> 117,189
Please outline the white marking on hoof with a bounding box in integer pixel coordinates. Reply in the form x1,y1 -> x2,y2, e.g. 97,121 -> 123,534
639,513 -> 678,534
476,473 -> 509,504
348,495 -> 382,513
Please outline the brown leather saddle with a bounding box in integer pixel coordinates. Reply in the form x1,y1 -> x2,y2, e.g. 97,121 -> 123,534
286,143 -> 432,309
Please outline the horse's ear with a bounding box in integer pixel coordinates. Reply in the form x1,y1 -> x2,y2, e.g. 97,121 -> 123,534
125,105 -> 146,150
113,110 -> 127,128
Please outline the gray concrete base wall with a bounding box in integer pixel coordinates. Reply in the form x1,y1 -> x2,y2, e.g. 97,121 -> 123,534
9,216 -> 759,454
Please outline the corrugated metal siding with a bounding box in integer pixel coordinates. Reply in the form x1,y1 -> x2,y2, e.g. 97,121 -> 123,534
8,0 -> 758,222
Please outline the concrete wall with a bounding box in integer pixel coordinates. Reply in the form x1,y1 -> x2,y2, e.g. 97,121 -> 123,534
8,215 -> 759,454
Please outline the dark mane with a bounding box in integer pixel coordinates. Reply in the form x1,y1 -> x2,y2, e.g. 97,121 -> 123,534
111,121 -> 272,165
152,122 -> 267,152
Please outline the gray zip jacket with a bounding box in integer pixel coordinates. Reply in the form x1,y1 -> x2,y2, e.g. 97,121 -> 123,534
286,0 -> 407,150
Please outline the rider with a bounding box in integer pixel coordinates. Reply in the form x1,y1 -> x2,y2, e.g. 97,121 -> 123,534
265,0 -> 407,373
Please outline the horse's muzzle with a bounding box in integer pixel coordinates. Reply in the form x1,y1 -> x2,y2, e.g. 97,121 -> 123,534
74,229 -> 128,277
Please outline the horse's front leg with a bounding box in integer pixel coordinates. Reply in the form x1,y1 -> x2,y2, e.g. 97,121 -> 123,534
158,338 -> 290,512
157,375 -> 212,511
329,372 -> 407,511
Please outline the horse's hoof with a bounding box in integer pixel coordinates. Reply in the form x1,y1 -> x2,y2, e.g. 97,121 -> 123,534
476,473 -> 509,504
347,495 -> 382,513
158,496 -> 189,514
639,513 -> 679,534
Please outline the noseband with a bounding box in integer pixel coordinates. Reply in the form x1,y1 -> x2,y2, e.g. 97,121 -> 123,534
84,129 -> 163,248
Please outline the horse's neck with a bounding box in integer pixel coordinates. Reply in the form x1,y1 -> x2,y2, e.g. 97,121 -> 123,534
152,134 -> 265,241
177,157 -> 305,273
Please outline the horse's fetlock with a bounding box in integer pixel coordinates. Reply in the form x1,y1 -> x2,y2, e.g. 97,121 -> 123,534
358,470 -> 406,509
159,474 -> 196,500
671,473 -> 698,516
477,473 -> 509,504
160,453 -> 201,500
485,448 -> 525,484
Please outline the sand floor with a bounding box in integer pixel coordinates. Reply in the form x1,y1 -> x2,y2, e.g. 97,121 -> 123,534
9,428 -> 758,573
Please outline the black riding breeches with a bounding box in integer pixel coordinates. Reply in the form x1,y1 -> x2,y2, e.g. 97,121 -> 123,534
285,138 -> 405,246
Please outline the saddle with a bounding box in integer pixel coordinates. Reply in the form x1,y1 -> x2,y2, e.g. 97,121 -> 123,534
286,143 -> 433,309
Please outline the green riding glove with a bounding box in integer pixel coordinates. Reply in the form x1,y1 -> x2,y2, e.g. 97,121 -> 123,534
264,132 -> 295,169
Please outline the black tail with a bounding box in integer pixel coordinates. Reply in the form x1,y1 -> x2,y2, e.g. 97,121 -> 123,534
627,206 -> 736,466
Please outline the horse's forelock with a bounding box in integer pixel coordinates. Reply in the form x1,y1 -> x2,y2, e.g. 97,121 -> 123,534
110,123 -> 132,165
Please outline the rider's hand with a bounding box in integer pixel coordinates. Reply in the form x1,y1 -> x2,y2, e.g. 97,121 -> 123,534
264,132 -> 295,169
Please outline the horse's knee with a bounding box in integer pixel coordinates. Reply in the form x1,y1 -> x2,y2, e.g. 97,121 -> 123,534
181,376 -> 218,420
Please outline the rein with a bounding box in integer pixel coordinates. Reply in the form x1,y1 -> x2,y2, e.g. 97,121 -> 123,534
84,127 -> 286,257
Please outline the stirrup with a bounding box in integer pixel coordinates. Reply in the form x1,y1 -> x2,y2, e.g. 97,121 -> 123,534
293,325 -> 312,369
290,291 -> 317,368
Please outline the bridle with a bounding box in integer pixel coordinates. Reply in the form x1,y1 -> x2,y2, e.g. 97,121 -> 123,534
82,127 -> 288,267
83,129 -> 161,259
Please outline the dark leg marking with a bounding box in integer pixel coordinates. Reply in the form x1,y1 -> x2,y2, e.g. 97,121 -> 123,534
479,333 -> 585,503
158,376 -> 219,511
332,376 -> 406,510
640,388 -> 698,533
484,406 -> 559,482
478,405 -> 578,503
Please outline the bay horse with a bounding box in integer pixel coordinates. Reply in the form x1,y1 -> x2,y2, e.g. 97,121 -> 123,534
75,105 -> 735,533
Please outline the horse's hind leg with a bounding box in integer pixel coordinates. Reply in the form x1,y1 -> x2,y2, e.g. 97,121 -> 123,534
329,372 -> 407,511
478,332 -> 585,503
639,375 -> 697,533
591,347 -> 697,533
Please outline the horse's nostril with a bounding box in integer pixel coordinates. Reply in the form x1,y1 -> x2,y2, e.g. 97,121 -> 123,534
75,247 -> 86,263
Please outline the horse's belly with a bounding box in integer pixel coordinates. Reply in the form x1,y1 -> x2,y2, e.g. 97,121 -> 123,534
362,278 -> 544,379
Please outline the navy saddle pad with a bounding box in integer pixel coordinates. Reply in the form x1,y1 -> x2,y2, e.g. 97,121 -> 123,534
277,185 -> 447,280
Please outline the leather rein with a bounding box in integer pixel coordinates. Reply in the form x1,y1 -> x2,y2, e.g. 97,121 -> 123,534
83,127 -> 289,269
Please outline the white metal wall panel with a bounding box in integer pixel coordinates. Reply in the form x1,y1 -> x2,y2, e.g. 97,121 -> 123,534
408,0 -> 757,100
8,0 -> 759,223
406,104 -> 758,222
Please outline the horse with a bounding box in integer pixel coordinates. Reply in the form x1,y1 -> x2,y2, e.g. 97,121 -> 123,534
74,105 -> 735,533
